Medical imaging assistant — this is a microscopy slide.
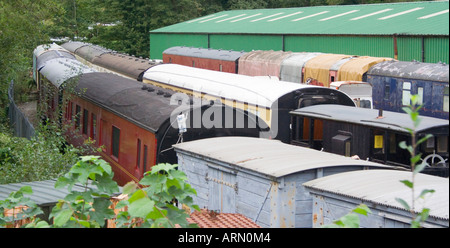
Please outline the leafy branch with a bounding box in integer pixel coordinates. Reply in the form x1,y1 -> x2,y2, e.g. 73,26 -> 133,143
396,95 -> 435,228
1,156 -> 199,228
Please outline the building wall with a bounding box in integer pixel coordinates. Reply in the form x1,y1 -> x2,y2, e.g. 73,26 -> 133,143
150,33 -> 449,64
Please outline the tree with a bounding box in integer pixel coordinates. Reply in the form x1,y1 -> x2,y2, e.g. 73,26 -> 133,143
0,0 -> 63,119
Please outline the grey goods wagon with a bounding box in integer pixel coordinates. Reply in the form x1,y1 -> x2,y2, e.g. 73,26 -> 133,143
304,169 -> 449,228
173,136 -> 395,228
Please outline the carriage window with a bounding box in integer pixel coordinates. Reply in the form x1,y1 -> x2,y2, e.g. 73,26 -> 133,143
219,64 -> 223,72
136,139 -> 141,169
75,105 -> 81,129
444,86 -> 449,112
384,84 -> 390,100
437,136 -> 448,153
143,145 -> 148,172
66,101 -> 72,120
192,61 -> 195,67
83,109 -> 89,135
424,136 -> 435,153
389,133 -> 396,154
402,82 -> 411,106
417,87 -> 424,105
112,126 -> 120,158
99,119 -> 106,150
90,113 -> 97,140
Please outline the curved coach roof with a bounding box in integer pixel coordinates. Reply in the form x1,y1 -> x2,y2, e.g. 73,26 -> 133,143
337,56 -> 393,81
92,53 -> 161,80
290,104 -> 449,133
368,60 -> 449,83
280,52 -> 323,83
39,58 -> 96,88
33,43 -> 67,58
60,41 -> 90,53
144,64 -> 325,108
238,50 -> 293,78
164,46 -> 246,62
173,136 -> 391,178
303,169 -> 449,221
74,72 -> 188,133
62,41 -> 161,80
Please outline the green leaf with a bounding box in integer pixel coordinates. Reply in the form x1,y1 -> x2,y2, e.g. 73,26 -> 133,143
398,141 -> 408,149
19,186 -> 33,195
399,180 -> 413,189
122,181 -> 139,195
414,162 -> 427,175
395,197 -> 410,211
53,208 -> 73,227
411,154 -> 422,165
128,189 -> 155,218
352,204 -> 371,216
418,189 -> 435,199
416,134 -> 433,147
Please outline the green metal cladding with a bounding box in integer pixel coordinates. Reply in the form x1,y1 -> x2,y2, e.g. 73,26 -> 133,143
150,1 -> 449,63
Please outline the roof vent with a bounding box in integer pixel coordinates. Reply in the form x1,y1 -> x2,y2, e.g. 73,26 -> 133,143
157,90 -> 164,95
147,87 -> 155,92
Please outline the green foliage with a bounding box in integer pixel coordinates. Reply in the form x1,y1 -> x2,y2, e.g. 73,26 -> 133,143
0,123 -> 79,184
322,204 -> 371,228
395,94 -> 435,228
1,156 -> 199,228
117,163 -> 200,228
0,0 -> 63,115
50,155 -> 119,228
0,186 -> 44,227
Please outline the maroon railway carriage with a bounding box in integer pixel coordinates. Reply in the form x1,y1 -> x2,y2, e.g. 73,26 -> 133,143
162,46 -> 246,74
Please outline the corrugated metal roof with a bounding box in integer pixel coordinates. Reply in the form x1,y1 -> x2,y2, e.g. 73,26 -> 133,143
303,169 -> 449,220
151,1 -> 449,36
290,104 -> 449,133
0,179 -> 106,207
173,137 -> 392,178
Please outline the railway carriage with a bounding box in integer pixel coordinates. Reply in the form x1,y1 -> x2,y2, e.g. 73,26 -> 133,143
290,104 -> 449,177
61,41 -> 161,80
367,60 -> 449,120
35,45 -> 265,185
163,46 -> 245,73
143,64 -> 356,143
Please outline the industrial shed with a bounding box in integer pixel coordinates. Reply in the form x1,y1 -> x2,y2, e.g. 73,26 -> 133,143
303,170 -> 449,228
149,1 -> 449,63
173,136 -> 393,228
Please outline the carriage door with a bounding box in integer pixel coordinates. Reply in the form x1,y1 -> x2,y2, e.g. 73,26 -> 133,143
206,165 -> 237,213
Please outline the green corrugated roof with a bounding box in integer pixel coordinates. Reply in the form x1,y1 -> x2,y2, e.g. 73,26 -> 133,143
151,1 -> 449,36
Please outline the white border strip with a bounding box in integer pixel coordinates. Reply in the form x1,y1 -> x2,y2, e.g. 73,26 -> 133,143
292,11 -> 329,21
320,10 -> 359,21
418,9 -> 449,19
268,11 -> 303,22
378,7 -> 423,20
350,9 -> 393,20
